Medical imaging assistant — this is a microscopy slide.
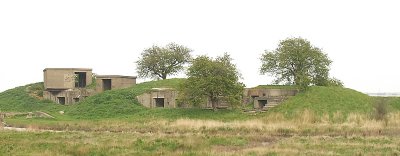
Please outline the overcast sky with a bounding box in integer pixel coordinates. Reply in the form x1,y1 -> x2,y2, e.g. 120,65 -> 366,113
1,0 -> 399,93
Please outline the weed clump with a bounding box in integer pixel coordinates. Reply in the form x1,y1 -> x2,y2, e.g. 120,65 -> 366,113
372,98 -> 388,122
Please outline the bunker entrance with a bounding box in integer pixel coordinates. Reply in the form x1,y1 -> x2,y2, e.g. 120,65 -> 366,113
75,72 -> 87,88
155,98 -> 165,107
57,97 -> 66,105
258,100 -> 268,108
102,79 -> 112,91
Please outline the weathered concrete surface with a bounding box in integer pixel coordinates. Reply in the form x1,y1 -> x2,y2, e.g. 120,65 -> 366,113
43,68 -> 137,104
43,88 -> 95,105
137,88 -> 228,108
96,75 -> 136,93
243,88 -> 298,109
43,68 -> 92,90
137,88 -> 178,108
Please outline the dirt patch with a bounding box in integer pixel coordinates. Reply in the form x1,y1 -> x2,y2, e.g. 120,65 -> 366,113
249,136 -> 280,147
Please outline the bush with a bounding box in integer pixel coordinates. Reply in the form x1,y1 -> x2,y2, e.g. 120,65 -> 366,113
373,98 -> 388,121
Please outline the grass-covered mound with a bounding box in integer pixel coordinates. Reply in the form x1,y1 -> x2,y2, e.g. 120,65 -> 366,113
66,78 -> 251,120
66,78 -> 185,119
270,86 -> 374,117
2,79 -> 389,121
0,83 -> 61,112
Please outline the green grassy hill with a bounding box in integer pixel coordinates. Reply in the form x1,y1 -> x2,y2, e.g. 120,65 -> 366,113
0,83 -> 62,112
270,86 -> 375,117
2,79 -> 394,120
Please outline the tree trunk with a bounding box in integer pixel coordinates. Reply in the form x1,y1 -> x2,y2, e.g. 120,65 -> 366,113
162,74 -> 167,80
211,98 -> 218,111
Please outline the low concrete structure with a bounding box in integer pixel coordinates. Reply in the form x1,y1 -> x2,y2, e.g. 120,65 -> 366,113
244,88 -> 298,109
137,88 -> 178,108
43,68 -> 136,105
96,75 -> 136,93
136,88 -> 228,108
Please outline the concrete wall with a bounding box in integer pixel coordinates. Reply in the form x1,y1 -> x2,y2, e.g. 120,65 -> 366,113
43,68 -> 92,90
137,89 -> 230,108
96,75 -> 136,93
43,89 -> 95,105
244,88 -> 298,109
43,68 -> 137,105
245,89 -> 298,97
137,89 -> 178,108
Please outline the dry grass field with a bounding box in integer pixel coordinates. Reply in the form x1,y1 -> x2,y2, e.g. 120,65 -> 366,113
1,111 -> 400,155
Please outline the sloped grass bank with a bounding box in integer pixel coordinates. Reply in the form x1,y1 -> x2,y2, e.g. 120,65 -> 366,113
270,86 -> 375,117
0,83 -> 62,113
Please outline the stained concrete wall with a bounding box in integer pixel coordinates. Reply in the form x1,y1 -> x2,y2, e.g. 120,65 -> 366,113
43,89 -> 95,105
43,68 -> 92,90
243,88 -> 298,109
137,89 -> 229,109
245,89 -> 297,97
43,68 -> 137,105
96,75 -> 136,93
137,89 -> 178,108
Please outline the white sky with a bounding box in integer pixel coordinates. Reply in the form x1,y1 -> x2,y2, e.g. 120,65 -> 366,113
1,0 -> 399,93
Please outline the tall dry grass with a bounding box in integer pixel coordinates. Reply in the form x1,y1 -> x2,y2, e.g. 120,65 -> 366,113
168,110 -> 400,136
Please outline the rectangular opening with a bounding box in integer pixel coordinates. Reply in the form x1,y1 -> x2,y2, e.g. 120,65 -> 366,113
258,100 -> 268,108
75,72 -> 87,88
57,97 -> 66,105
155,98 -> 165,107
102,79 -> 112,91
73,98 -> 79,103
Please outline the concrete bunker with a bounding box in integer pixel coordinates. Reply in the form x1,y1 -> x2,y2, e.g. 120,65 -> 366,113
244,88 -> 298,109
96,75 -> 136,93
137,88 -> 229,109
43,68 -> 137,105
137,88 -> 178,108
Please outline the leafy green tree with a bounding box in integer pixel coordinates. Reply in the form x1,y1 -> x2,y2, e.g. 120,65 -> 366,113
260,37 -> 341,90
136,43 -> 192,80
180,53 -> 244,110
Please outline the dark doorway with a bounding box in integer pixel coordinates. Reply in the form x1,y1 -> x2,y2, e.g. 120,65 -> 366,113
57,97 -> 66,105
102,79 -> 112,91
73,98 -> 79,103
258,100 -> 268,108
75,72 -> 87,88
155,98 -> 165,107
